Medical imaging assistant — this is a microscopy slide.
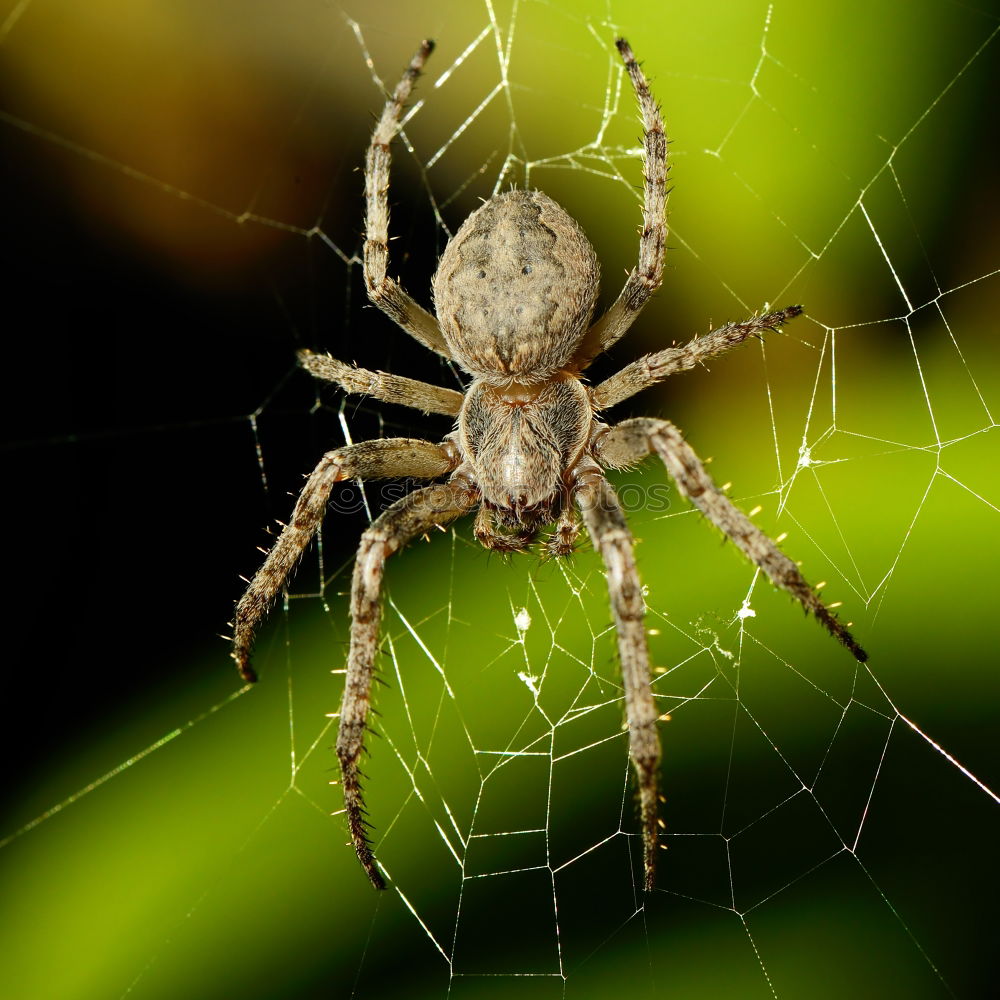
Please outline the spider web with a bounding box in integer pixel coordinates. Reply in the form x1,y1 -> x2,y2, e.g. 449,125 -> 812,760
1,0 -> 997,997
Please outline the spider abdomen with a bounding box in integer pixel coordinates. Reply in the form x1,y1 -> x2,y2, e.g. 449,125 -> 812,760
433,190 -> 600,385
459,377 -> 592,511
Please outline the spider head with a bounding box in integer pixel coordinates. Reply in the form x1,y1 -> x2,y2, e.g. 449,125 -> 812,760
433,190 -> 599,385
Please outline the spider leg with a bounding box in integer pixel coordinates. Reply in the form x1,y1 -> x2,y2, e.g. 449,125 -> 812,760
340,481 -> 477,889
592,305 -> 803,410
595,418 -> 868,662
574,462 -> 662,892
364,40 -> 452,359
573,38 -> 667,369
298,350 -> 463,417
232,438 -> 459,682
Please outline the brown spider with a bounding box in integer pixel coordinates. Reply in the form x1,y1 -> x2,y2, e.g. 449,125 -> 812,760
231,38 -> 866,893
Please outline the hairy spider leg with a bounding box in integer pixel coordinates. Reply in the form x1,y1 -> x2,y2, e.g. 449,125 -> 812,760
232,439 -> 458,682
339,481 -> 477,888
596,418 -> 868,662
297,350 -> 462,417
592,305 -> 803,410
575,464 -> 662,891
363,40 -> 452,358
573,39 -> 668,369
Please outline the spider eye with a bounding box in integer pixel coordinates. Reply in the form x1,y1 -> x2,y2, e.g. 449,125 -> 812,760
521,263 -> 532,275
478,269 -> 487,279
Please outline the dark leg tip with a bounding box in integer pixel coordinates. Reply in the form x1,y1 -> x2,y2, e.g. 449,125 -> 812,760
615,38 -> 633,60
234,653 -> 258,684
360,849 -> 387,890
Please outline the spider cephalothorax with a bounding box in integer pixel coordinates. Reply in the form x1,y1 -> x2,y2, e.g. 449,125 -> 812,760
231,39 -> 867,893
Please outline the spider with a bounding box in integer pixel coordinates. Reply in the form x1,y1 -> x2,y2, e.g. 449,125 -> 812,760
231,38 -> 867,893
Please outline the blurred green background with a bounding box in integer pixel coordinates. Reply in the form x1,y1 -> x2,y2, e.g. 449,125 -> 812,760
1,0 -> 997,997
